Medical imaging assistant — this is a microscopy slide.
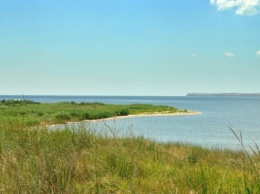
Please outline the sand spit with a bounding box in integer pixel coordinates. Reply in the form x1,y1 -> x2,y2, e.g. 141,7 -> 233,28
48,111 -> 201,128
80,111 -> 202,123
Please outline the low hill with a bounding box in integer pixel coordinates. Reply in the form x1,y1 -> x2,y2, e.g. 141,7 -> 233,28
186,93 -> 260,96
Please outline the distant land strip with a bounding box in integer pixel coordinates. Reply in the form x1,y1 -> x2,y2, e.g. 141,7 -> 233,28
186,93 -> 260,96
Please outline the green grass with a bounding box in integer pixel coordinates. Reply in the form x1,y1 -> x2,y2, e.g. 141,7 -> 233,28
0,99 -> 183,126
1,99 -> 260,193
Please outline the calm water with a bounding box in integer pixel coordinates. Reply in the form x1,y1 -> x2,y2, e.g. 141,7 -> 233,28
1,95 -> 260,150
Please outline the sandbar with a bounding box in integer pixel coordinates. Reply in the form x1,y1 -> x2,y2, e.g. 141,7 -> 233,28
81,111 -> 202,123
50,111 -> 201,128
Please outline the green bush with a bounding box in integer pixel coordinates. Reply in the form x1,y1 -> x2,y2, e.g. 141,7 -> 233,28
90,111 -> 112,119
0,99 -> 40,105
70,110 -> 82,118
80,112 -> 91,120
116,109 -> 129,116
55,112 -> 71,121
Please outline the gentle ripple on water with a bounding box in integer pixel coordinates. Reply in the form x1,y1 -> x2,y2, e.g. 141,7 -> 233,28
2,95 -> 260,150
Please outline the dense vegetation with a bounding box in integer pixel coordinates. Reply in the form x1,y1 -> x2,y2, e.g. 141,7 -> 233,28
0,99 -> 260,193
0,99 -> 183,126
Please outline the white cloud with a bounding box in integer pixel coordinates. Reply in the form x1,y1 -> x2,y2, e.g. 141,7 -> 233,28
210,0 -> 260,15
225,52 -> 235,57
257,50 -> 260,56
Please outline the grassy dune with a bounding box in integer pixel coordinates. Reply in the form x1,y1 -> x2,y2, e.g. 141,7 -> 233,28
0,100 -> 260,193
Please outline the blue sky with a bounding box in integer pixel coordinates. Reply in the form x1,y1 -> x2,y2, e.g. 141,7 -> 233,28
0,0 -> 260,96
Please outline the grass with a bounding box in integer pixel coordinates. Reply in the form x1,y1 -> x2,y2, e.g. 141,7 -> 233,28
0,99 -> 183,126
0,99 -> 260,193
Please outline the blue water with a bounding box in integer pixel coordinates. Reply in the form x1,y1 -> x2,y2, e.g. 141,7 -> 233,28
1,95 -> 260,150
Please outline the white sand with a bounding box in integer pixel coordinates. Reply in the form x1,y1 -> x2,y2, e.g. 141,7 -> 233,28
82,111 -> 202,123
49,111 -> 201,127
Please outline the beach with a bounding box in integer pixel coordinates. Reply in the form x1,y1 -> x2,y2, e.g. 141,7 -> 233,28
79,111 -> 202,123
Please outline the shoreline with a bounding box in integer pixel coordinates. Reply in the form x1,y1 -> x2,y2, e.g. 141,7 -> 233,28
66,111 -> 202,124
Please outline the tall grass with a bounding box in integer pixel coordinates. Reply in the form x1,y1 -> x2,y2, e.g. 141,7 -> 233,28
1,119 -> 260,193
1,100 -> 260,193
229,127 -> 260,193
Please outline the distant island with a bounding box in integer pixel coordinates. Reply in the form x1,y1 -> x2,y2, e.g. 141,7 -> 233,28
187,93 -> 260,96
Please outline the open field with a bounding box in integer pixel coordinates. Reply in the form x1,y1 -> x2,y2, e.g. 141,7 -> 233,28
0,100 -> 260,193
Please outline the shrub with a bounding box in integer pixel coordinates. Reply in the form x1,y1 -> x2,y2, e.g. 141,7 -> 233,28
70,110 -> 81,118
80,112 -> 91,120
1,99 -> 40,105
55,112 -> 71,121
116,109 -> 129,116
93,111 -> 113,119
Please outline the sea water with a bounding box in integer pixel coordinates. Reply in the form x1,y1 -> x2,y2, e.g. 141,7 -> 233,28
1,95 -> 260,150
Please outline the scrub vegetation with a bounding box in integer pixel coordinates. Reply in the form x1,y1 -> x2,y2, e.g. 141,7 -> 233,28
0,99 -> 260,193
0,99 -> 182,126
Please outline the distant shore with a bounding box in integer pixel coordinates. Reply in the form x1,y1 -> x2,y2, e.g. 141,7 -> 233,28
187,93 -> 260,96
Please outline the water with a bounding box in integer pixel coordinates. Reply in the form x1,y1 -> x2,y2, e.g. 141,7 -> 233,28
1,95 -> 260,150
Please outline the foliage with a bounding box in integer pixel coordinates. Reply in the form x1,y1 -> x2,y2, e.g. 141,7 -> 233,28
0,99 -> 40,105
55,112 -> 71,122
0,121 -> 260,193
0,100 -> 259,192
0,100 -> 183,126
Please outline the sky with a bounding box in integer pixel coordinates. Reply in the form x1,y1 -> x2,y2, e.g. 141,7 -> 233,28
0,0 -> 260,96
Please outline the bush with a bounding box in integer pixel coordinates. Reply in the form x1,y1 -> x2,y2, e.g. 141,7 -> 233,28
55,112 -> 71,121
0,99 -> 40,105
70,110 -> 82,118
96,111 -> 113,119
80,112 -> 91,120
79,102 -> 105,106
88,111 -> 108,119
116,109 -> 129,116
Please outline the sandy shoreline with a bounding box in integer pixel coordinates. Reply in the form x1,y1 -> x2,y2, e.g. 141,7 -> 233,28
67,111 -> 202,123
49,111 -> 201,128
